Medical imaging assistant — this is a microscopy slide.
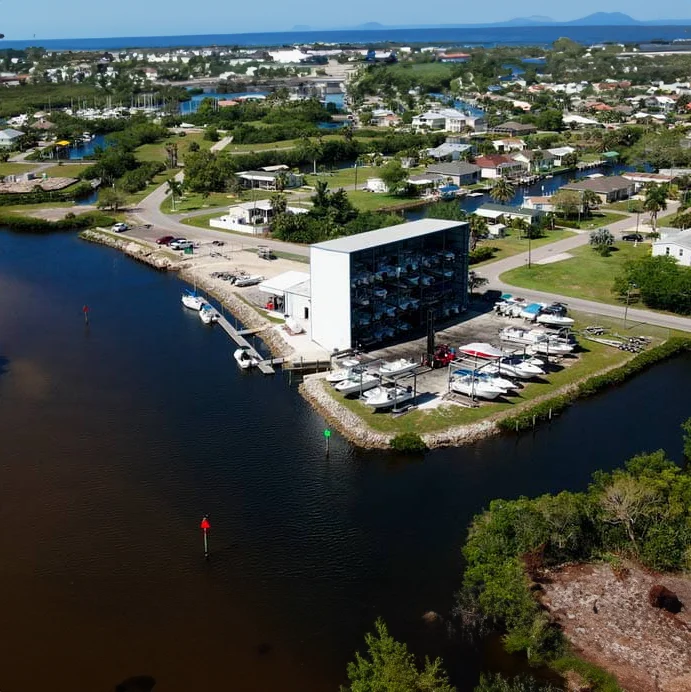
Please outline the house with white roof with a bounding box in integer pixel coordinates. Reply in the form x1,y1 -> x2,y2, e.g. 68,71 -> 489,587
652,229 -> 691,267
209,200 -> 307,235
0,128 -> 24,148
547,146 -> 576,166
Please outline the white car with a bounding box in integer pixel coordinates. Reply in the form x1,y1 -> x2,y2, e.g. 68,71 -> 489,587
111,222 -> 129,233
169,239 -> 193,251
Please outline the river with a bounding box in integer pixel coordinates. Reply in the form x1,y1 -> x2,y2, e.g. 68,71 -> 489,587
0,230 -> 688,692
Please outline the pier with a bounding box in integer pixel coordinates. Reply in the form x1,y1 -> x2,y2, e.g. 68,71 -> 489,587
216,314 -> 275,374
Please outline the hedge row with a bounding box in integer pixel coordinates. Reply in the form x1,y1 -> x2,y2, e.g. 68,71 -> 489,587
0,182 -> 94,207
0,211 -> 115,232
498,337 -> 691,432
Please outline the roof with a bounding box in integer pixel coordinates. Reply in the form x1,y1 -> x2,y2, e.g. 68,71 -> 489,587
654,229 -> 691,251
427,142 -> 472,157
426,162 -> 480,176
475,155 -> 517,168
562,176 -> 633,194
476,203 -> 541,218
258,271 -> 310,296
310,219 -> 467,254
239,170 -> 280,179
0,128 -> 23,138
494,121 -> 537,132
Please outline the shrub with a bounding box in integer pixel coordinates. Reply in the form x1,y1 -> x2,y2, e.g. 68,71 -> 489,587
470,246 -> 496,264
390,432 -> 427,453
0,211 -> 115,232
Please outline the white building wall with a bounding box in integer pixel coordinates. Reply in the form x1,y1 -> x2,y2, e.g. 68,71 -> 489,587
310,247 -> 352,351
652,242 -> 691,267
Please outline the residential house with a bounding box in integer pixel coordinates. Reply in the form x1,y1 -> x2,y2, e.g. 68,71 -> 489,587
238,168 -> 303,190
622,171 -> 674,191
492,138 -> 526,153
424,162 -> 481,186
426,142 -> 473,161
412,111 -> 447,130
0,128 -> 24,148
523,195 -> 557,213
474,155 -> 525,180
561,176 -> 635,204
511,149 -> 556,174
370,109 -> 400,127
563,114 -> 602,128
652,229 -> 691,267
475,203 -> 542,226
492,121 -> 537,136
209,200 -> 307,235
546,146 -> 576,166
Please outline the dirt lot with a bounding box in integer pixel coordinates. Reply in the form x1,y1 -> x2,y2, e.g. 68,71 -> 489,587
542,563 -> 691,692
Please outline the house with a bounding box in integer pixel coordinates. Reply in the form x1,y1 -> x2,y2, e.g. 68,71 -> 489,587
426,142 -> 473,161
439,52 -> 470,63
563,114 -> 602,128
237,168 -> 303,190
492,121 -> 537,136
474,155 -> 525,180
475,203 -> 543,226
413,109 -> 485,133
0,128 -> 24,148
209,200 -> 307,234
511,149 -> 556,173
523,195 -> 557,213
652,229 -> 691,267
412,111 -> 447,130
547,146 -> 576,166
425,162 -> 481,186
561,176 -> 635,204
492,138 -> 526,153
406,173 -> 445,195
370,109 -> 400,127
622,171 -> 674,191
365,178 -> 389,193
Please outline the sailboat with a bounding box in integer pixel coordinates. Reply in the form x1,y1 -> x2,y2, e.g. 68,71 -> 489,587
182,289 -> 204,311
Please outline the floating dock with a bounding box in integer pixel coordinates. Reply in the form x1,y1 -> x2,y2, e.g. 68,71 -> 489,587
216,315 -> 275,375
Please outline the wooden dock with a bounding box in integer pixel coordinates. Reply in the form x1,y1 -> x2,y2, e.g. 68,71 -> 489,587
216,315 -> 275,375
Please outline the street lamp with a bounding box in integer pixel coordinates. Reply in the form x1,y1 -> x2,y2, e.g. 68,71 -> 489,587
624,282 -> 637,328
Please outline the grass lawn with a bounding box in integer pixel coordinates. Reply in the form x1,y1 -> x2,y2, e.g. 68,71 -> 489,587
346,190 -> 428,212
305,165 -> 425,191
500,241 -> 651,304
556,211 -> 627,230
161,191 -> 235,214
603,200 -> 644,213
0,163 -> 36,177
43,163 -> 93,178
473,229 -> 577,267
135,132 -> 211,164
227,138 -> 301,153
124,169 -> 177,207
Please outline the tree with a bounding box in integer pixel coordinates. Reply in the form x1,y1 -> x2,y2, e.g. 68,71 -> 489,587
468,271 -> 489,295
682,417 -> 691,463
270,193 -> 287,216
552,189 -> 581,220
580,189 -> 600,218
379,160 -> 408,195
644,183 -> 668,231
490,178 -> 515,205
589,228 -> 615,256
164,142 -> 178,168
474,674 -> 558,692
203,126 -> 220,142
166,177 -> 184,211
344,619 -> 455,692
469,215 -> 488,251
97,186 -> 127,212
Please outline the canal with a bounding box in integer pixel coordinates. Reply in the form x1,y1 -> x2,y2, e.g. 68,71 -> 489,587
0,230 -> 687,692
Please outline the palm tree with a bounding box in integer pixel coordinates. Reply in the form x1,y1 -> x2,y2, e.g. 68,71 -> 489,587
270,193 -> 287,216
581,189 -> 600,219
312,180 -> 331,211
468,215 -> 488,251
166,178 -> 183,211
490,177 -> 515,205
275,170 -> 288,192
644,184 -> 668,231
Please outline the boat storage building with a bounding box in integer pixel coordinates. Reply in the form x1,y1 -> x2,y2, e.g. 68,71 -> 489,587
309,219 -> 470,352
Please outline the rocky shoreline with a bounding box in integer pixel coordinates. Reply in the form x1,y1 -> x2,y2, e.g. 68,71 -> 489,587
80,228 -> 182,271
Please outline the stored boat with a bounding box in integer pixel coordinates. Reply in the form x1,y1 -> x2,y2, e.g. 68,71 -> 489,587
362,385 -> 414,410
334,373 -> 380,396
378,358 -> 417,377
234,275 -> 264,287
458,342 -> 503,359
500,327 -> 574,355
182,290 -> 205,311
234,346 -> 260,369
326,358 -> 361,383
451,375 -> 502,400
485,356 -> 545,379
453,368 -> 518,392
536,313 -> 575,328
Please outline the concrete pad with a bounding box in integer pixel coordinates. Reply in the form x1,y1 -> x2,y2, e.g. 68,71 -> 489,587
535,252 -> 573,265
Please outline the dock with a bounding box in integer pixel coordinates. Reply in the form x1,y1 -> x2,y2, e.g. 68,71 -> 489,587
216,315 -> 275,374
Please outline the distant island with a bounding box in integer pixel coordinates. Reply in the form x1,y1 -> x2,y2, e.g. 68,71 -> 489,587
328,12 -> 691,32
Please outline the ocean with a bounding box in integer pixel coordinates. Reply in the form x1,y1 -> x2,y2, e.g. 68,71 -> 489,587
2,24 -> 691,51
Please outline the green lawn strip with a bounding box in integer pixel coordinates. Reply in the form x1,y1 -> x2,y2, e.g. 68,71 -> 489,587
135,132 -> 211,163
473,229 -> 577,267
603,200 -> 643,213
2,201 -> 76,212
161,191 -> 235,214
500,241 -> 650,304
0,163 -> 39,176
241,247 -> 309,264
321,333 -> 632,435
42,163 -> 94,178
656,211 -> 681,227
305,165 -> 425,190
346,189 -> 429,212
556,211 -> 628,230
227,138 -> 301,153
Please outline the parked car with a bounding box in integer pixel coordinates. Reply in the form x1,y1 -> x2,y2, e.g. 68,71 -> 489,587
156,235 -> 175,245
111,222 -> 129,233
169,239 -> 193,250
622,233 -> 643,242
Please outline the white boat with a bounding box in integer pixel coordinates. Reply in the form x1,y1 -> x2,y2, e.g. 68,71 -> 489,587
334,373 -> 380,396
234,275 -> 264,287
182,290 -> 205,311
234,347 -> 259,369
451,375 -> 503,400
378,358 -> 417,377
453,369 -> 518,392
199,303 -> 220,324
362,385 -> 414,410
458,342 -> 503,359
326,358 -> 361,383
536,313 -> 575,328
500,327 -> 574,355
485,356 -> 545,379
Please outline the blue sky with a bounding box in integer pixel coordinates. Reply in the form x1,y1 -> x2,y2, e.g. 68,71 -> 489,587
2,2 -> 690,39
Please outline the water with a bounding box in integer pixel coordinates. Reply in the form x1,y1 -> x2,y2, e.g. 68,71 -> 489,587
317,121 -> 345,130
0,230 -> 689,692
67,133 -> 108,160
3,25 -> 691,51
179,91 -> 269,114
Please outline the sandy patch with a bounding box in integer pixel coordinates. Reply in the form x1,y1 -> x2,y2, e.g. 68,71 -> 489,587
535,252 -> 573,265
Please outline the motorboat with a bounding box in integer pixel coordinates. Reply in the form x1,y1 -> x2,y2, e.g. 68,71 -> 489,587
485,356 -> 545,379
501,327 -> 574,355
182,290 -> 205,311
234,275 -> 264,287
372,288 -> 387,299
451,375 -> 503,400
458,342 -> 503,360
199,303 -> 220,324
405,275 -> 420,287
326,358 -> 362,383
334,373 -> 380,396
362,385 -> 415,410
453,369 -> 518,392
378,358 -> 417,377
536,313 -> 575,328
519,303 -> 543,321
421,275 -> 434,286
234,347 -> 259,369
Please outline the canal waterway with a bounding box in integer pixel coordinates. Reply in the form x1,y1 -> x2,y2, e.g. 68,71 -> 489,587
0,230 -> 688,692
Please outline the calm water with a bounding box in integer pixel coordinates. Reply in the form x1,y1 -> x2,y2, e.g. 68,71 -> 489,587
67,133 -> 108,160
3,25 -> 691,51
179,91 -> 269,114
0,230 -> 689,692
